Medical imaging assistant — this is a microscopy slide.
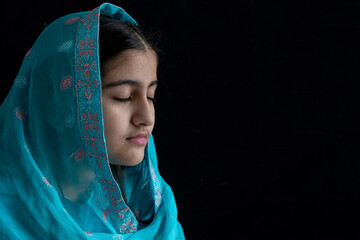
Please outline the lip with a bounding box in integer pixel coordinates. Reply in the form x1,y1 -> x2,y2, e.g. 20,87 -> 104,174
126,133 -> 148,145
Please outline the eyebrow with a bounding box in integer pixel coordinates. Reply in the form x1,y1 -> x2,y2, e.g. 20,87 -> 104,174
102,79 -> 158,89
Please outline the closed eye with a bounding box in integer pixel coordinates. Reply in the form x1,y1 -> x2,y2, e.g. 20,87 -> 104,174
114,96 -> 156,103
114,97 -> 132,103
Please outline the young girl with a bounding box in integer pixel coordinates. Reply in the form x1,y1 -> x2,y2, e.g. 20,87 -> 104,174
0,3 -> 184,239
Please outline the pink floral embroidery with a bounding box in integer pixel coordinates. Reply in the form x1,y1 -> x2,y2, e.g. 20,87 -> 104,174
14,108 -> 25,121
70,149 -> 85,162
83,68 -> 91,79
99,179 -> 117,193
102,209 -> 108,222
88,150 -> 106,169
119,219 -> 136,234
81,111 -> 100,132
107,197 -> 128,219
116,208 -> 128,219
25,48 -> 31,58
76,58 -> 97,75
42,177 -> 53,187
84,231 -> 94,236
65,16 -> 80,25
155,189 -> 162,207
76,149 -> 85,160
80,10 -> 98,30
78,38 -> 95,58
150,162 -> 162,207
84,134 -> 103,152
60,76 -> 72,90
76,78 -> 99,100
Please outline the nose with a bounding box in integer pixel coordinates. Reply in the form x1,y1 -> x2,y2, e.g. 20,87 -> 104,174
131,97 -> 155,127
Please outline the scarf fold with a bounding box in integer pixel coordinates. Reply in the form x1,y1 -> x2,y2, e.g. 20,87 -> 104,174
0,3 -> 184,239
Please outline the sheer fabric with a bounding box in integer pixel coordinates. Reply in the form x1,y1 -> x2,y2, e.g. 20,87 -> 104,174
0,3 -> 184,239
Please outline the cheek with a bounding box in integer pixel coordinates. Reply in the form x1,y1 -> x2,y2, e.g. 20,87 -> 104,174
102,101 -> 129,140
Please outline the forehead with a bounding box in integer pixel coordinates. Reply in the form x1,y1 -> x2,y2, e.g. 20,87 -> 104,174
102,49 -> 158,86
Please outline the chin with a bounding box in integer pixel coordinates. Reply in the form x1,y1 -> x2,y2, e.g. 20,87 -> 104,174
109,152 -> 144,166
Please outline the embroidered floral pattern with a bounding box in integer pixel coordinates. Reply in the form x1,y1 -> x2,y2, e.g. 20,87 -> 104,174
99,178 -> 118,194
80,9 -> 98,30
77,58 -> 97,75
103,209 -> 109,222
119,219 -> 137,234
84,132 -> 104,152
81,110 -> 100,132
78,38 -> 95,58
75,7 -> 137,233
14,108 -> 25,121
85,231 -> 94,236
58,40 -> 73,52
88,149 -> 106,169
14,75 -> 27,88
65,16 -> 80,25
70,149 -> 85,162
64,114 -> 75,128
149,160 -> 162,209
60,76 -> 72,90
76,77 -> 99,100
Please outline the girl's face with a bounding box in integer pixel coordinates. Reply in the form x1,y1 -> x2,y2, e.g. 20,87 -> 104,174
101,49 -> 158,166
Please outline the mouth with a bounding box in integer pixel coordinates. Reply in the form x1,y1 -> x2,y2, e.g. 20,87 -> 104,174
126,132 -> 148,145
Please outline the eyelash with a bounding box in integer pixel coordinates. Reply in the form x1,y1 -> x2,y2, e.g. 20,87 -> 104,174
115,97 -> 132,103
114,97 -> 155,103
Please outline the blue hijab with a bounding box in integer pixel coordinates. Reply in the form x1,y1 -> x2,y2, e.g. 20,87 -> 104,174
0,3 -> 184,239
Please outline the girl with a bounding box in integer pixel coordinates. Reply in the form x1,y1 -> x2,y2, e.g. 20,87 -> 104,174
0,3 -> 184,239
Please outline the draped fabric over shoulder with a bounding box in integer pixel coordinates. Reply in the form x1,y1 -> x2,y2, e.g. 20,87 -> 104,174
0,3 -> 184,239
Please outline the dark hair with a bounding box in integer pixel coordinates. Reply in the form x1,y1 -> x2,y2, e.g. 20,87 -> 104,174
99,15 -> 157,75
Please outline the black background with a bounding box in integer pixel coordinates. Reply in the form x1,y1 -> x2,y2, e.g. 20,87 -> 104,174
1,0 -> 360,239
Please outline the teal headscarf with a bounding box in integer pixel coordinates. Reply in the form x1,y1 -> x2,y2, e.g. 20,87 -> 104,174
0,3 -> 184,239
